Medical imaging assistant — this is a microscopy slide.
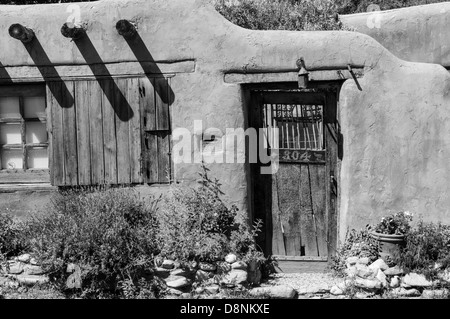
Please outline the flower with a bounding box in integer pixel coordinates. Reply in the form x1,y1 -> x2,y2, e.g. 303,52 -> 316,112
372,211 -> 413,235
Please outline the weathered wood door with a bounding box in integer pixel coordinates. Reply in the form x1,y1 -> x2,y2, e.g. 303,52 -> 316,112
251,90 -> 338,262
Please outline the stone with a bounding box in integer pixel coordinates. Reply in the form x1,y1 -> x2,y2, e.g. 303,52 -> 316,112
383,265 -> 404,276
337,280 -> 351,291
221,269 -> 248,286
154,267 -> 171,278
355,263 -> 376,279
12,275 -> 49,286
195,269 -> 212,282
204,284 -> 219,294
167,288 -> 183,296
23,265 -> 45,276
7,262 -> 24,275
162,259 -> 176,269
166,277 -> 191,289
376,269 -> 387,287
180,293 -> 191,298
170,268 -> 192,278
354,278 -> 382,290
16,254 -> 31,263
391,287 -> 421,297
199,262 -> 217,272
345,266 -> 357,278
297,283 -> 330,295
357,257 -> 370,265
355,291 -> 374,299
225,254 -> 237,264
231,261 -> 247,270
29,258 -> 38,266
250,285 -> 297,299
421,289 -> 449,299
346,256 -> 359,265
195,287 -> 205,294
390,276 -> 400,288
433,262 -> 443,270
248,268 -> 262,285
368,258 -> 389,272
402,273 -> 432,288
330,285 -> 344,296
330,285 -> 344,295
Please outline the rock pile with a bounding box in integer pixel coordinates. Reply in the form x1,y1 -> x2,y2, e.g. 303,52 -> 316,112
153,253 -> 264,297
329,256 -> 450,298
0,253 -> 49,287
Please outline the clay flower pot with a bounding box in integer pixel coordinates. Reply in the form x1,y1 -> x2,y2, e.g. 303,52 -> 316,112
369,231 -> 406,260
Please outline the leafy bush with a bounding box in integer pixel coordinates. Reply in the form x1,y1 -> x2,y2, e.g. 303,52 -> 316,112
24,186 -> 159,298
393,219 -> 450,279
0,209 -> 26,258
331,227 -> 379,276
371,211 -> 413,235
157,165 -> 269,272
214,0 -> 345,31
156,166 -> 238,262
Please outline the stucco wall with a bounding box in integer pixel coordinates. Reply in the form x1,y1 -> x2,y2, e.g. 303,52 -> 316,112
1,0 -> 450,245
341,2 -> 450,67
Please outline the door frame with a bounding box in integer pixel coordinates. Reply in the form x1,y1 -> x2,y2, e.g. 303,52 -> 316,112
244,81 -> 342,264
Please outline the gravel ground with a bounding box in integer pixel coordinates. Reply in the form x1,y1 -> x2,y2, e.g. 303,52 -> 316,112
264,272 -> 343,290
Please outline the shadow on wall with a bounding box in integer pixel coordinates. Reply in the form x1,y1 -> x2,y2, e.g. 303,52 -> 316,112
1,28 -> 176,123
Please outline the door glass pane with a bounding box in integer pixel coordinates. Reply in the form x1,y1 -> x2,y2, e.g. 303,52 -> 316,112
27,147 -> 48,169
26,122 -> 47,144
0,123 -> 22,145
24,96 -> 46,119
1,149 -> 23,169
0,97 -> 21,118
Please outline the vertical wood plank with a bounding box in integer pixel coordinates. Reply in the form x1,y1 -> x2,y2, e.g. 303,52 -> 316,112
115,78 -> 131,184
325,92 -> 339,257
299,164 -> 319,256
157,131 -> 170,183
45,85 -> 53,184
127,77 -> 142,183
276,164 -> 302,256
102,79 -> 118,184
309,164 -> 328,256
155,77 -> 169,130
139,77 -> 156,131
272,173 -> 286,256
75,81 -> 91,185
62,81 -> 78,185
89,80 -> 105,185
143,131 -> 158,183
47,83 -> 64,185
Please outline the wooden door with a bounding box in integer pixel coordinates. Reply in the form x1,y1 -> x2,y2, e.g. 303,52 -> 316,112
251,90 -> 338,263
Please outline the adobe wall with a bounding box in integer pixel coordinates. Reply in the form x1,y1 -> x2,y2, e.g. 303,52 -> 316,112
340,2 -> 450,67
0,0 -> 450,245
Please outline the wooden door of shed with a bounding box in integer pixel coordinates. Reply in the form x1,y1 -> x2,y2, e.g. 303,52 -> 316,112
251,90 -> 338,272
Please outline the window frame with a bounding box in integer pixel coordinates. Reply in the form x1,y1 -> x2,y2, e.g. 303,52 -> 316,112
0,83 -> 50,185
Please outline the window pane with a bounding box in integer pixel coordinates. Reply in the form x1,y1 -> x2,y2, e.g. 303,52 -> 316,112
0,97 -> 21,118
27,147 -> 48,169
0,123 -> 22,145
24,96 -> 46,119
1,149 -> 23,169
26,122 -> 47,144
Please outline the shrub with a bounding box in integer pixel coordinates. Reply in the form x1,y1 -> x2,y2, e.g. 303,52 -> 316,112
24,186 -> 159,298
0,209 -> 27,258
156,166 -> 238,262
331,227 -> 379,276
371,211 -> 413,235
393,219 -> 450,279
214,0 -> 345,31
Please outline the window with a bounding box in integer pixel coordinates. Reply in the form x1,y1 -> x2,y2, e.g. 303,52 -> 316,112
0,85 -> 48,173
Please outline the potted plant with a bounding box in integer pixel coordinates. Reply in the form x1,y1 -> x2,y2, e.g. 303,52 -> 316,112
369,211 -> 413,260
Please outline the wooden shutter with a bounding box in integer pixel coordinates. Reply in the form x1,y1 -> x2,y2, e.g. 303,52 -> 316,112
139,77 -> 172,184
47,78 -> 144,186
